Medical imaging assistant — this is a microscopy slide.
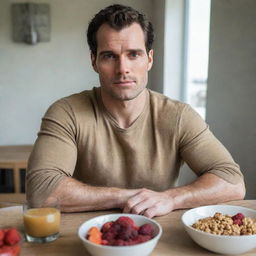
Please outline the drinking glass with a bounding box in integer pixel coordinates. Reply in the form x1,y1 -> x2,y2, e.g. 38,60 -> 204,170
23,199 -> 61,243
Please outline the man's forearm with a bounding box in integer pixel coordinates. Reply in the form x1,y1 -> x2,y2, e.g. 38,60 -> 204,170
44,173 -> 245,216
44,177 -> 140,212
167,173 -> 246,210
123,173 -> 245,218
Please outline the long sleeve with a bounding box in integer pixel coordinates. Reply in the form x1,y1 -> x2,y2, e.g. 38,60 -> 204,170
26,99 -> 78,206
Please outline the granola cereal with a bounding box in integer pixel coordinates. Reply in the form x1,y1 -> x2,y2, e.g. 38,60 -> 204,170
192,212 -> 256,236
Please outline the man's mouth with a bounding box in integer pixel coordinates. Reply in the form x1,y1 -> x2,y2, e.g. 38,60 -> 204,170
113,80 -> 135,86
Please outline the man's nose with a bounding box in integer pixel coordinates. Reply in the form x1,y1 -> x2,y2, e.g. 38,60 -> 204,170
116,56 -> 130,75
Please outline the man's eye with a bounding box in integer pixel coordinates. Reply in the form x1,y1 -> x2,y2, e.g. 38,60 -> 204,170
129,52 -> 139,58
102,54 -> 115,59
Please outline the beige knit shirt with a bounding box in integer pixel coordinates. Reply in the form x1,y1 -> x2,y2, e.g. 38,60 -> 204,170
26,88 -> 243,205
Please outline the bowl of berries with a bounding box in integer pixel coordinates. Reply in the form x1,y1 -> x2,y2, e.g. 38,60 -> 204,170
78,213 -> 162,256
181,205 -> 256,255
0,227 -> 22,256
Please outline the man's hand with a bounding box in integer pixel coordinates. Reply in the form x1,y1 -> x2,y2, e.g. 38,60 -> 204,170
123,189 -> 174,218
122,174 -> 245,219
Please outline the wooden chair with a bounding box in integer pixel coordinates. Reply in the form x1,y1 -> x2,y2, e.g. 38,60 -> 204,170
0,145 -> 33,193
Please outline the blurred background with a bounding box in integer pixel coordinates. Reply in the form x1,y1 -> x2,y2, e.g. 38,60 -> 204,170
0,0 -> 255,199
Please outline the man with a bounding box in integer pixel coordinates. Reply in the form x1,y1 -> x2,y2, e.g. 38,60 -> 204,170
26,4 -> 245,218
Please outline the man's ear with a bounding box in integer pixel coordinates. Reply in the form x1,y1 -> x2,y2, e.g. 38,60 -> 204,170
91,53 -> 98,73
147,49 -> 154,71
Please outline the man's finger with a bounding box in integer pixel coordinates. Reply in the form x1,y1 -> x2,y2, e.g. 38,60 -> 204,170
123,191 -> 147,213
130,198 -> 154,215
143,206 -> 158,219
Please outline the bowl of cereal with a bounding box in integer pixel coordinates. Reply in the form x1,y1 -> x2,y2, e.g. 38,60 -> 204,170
181,205 -> 256,255
78,213 -> 162,256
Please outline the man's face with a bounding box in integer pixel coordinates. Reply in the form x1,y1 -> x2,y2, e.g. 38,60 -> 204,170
91,23 -> 153,101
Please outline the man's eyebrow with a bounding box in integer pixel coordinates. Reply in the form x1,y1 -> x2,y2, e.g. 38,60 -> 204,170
98,51 -> 115,56
98,49 -> 145,56
128,49 -> 145,53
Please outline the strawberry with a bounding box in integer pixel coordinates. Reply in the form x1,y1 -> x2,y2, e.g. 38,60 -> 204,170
0,244 -> 21,256
4,229 -> 21,246
0,230 -> 5,241
0,245 -> 13,256
11,244 -> 21,256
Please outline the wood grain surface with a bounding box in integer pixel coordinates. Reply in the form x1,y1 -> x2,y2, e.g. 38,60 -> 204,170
0,194 -> 255,256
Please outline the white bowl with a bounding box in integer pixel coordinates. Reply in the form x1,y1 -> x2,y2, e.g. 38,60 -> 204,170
78,213 -> 162,256
181,205 -> 256,255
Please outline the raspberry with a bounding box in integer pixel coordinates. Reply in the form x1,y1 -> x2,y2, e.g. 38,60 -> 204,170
4,228 -> 21,246
101,239 -> 109,245
99,217 -> 154,246
111,222 -> 122,232
101,221 -> 113,233
131,229 -> 138,238
232,213 -> 245,220
116,216 -> 135,227
138,224 -> 154,236
133,234 -> 151,244
124,239 -> 138,246
102,230 -> 116,242
116,225 -> 138,241
233,219 -> 242,226
116,231 -> 130,241
112,239 -> 126,246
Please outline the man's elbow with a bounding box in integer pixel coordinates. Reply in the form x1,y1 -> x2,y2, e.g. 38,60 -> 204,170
233,180 -> 246,200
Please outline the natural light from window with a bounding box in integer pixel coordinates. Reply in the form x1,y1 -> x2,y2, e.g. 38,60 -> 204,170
184,0 -> 211,119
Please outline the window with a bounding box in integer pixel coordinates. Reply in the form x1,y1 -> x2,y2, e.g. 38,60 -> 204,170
183,0 -> 211,119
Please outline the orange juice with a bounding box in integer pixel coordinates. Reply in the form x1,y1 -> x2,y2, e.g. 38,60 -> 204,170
23,208 -> 60,237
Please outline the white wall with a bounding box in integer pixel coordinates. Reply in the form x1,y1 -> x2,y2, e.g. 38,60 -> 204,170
207,0 -> 256,199
0,0 -> 153,145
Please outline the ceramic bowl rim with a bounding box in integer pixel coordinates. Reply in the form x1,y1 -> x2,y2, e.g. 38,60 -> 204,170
181,204 -> 256,239
78,213 -> 162,249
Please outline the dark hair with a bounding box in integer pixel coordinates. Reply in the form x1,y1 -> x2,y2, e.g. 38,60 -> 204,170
87,4 -> 154,56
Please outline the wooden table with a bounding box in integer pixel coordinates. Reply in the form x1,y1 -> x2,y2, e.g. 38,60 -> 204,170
0,145 -> 33,193
0,194 -> 256,256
